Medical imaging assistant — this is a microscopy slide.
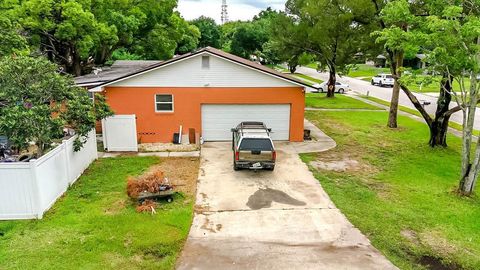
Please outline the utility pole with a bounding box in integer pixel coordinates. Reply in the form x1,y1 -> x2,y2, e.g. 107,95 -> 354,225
221,0 -> 229,24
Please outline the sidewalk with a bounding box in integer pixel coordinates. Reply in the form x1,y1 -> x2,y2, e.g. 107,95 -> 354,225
98,151 -> 200,158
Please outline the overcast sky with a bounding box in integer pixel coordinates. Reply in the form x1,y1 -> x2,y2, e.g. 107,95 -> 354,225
177,0 -> 285,23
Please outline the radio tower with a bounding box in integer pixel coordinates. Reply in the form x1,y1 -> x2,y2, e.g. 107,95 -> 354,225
221,0 -> 229,24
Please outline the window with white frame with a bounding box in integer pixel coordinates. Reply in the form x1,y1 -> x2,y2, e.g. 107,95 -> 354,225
155,94 -> 174,112
87,91 -> 95,102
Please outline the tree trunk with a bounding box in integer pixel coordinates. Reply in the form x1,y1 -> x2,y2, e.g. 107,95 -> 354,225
387,51 -> 403,128
288,56 -> 298,74
429,74 -> 453,147
429,115 -> 450,147
71,51 -> 82,77
327,66 -> 336,98
288,64 -> 297,74
459,72 -> 479,195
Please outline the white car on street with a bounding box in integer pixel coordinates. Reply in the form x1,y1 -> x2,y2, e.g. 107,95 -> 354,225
313,82 -> 349,94
371,74 -> 394,87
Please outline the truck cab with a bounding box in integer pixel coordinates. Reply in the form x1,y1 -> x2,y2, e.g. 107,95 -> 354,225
371,74 -> 394,87
231,122 -> 276,171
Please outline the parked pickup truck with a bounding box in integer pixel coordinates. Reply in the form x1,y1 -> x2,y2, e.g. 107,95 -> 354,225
371,74 -> 394,87
231,122 -> 276,171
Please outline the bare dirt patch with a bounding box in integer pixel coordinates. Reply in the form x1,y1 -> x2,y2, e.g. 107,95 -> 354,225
310,158 -> 360,172
419,230 -> 459,259
308,149 -> 391,198
401,229 -> 420,245
309,151 -> 375,173
147,157 -> 200,196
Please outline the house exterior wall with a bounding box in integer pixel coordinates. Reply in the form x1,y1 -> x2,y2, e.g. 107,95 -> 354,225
104,86 -> 305,143
109,53 -> 296,88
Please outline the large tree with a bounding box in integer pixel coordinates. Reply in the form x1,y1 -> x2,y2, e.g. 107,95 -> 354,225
372,0 -> 474,148
282,0 -> 375,97
191,16 -> 222,49
0,56 -> 112,156
373,0 -> 417,128
230,22 -> 268,59
374,0 -> 480,193
3,0 -> 192,76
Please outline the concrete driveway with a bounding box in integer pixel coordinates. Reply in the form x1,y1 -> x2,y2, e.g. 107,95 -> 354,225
177,137 -> 397,269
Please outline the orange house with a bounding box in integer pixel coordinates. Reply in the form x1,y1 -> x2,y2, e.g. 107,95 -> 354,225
78,47 -> 310,147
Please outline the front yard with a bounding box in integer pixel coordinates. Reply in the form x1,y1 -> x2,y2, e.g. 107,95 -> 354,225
305,93 -> 381,110
303,108 -> 480,269
0,156 -> 199,269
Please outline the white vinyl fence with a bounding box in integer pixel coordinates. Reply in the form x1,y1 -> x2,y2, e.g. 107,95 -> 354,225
0,129 -> 97,220
102,115 -> 138,152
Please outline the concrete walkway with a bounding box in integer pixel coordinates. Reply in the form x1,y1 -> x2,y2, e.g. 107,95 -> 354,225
176,124 -> 397,270
98,151 -> 200,158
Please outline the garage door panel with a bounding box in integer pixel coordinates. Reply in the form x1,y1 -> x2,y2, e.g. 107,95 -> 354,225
201,105 -> 290,141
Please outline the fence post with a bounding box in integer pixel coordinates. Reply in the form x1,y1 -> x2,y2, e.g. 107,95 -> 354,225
92,130 -> 98,160
63,139 -> 72,185
29,159 -> 43,219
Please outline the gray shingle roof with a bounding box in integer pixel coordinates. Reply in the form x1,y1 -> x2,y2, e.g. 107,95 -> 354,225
74,60 -> 162,87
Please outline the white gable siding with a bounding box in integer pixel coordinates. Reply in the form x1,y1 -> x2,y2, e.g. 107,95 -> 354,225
109,53 -> 297,88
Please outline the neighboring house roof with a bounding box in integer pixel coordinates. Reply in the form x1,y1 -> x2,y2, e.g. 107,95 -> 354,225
74,60 -> 162,88
80,47 -> 310,91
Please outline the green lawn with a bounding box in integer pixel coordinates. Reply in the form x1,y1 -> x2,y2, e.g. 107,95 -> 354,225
405,77 -> 472,93
305,93 -> 381,110
361,95 -> 427,117
303,110 -> 480,270
293,73 -> 323,84
305,62 -> 319,69
0,156 -> 194,270
348,64 -> 390,78
361,95 -> 480,136
265,64 -> 288,72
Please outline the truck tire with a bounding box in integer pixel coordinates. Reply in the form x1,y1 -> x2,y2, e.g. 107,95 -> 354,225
338,88 -> 345,94
371,80 -> 375,85
233,163 -> 240,171
379,81 -> 383,87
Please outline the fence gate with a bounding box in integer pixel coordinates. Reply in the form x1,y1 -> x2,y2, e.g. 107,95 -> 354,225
102,115 -> 138,152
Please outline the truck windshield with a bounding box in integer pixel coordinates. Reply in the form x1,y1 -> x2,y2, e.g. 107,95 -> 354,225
386,75 -> 393,79
239,138 -> 273,151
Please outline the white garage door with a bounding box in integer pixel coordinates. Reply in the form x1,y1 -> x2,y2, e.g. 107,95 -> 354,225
201,104 -> 291,141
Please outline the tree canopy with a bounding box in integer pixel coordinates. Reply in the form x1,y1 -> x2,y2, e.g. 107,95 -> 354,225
191,16 -> 222,49
1,0 -> 199,75
0,56 -> 112,155
275,0 -> 376,97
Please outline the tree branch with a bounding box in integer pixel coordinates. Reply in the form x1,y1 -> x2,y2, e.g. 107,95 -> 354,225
399,84 -> 434,127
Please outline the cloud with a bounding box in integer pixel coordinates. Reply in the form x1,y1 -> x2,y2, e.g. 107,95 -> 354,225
177,0 -> 286,23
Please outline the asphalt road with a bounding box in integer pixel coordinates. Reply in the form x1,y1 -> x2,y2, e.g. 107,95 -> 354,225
297,66 -> 480,130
